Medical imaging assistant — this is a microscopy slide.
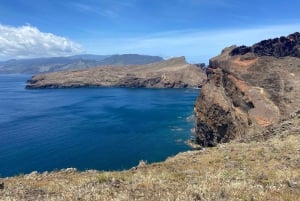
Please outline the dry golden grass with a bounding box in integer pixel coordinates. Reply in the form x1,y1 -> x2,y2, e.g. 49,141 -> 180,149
1,128 -> 299,201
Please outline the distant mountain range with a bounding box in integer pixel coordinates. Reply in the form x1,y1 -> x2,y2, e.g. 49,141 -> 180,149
0,54 -> 164,74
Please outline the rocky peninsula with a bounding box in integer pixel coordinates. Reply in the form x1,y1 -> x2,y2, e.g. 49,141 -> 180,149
26,57 -> 207,89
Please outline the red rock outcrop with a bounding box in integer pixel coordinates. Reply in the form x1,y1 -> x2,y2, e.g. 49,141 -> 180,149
195,34 -> 300,146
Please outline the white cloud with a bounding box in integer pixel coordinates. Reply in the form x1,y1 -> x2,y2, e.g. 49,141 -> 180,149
0,24 -> 82,60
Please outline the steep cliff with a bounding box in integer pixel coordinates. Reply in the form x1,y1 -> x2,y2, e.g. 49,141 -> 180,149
26,57 -> 206,89
195,33 -> 300,146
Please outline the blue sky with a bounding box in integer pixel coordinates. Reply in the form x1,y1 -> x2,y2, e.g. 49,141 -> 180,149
0,0 -> 300,62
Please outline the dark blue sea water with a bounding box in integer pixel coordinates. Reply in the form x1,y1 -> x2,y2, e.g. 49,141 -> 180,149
0,74 -> 199,177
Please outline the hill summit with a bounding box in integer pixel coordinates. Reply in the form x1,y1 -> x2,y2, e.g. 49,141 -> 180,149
230,32 -> 300,58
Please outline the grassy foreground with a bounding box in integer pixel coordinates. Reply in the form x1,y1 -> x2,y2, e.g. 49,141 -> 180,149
0,117 -> 299,201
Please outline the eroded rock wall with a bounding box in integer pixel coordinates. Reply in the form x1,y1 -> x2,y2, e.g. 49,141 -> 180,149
195,34 -> 300,146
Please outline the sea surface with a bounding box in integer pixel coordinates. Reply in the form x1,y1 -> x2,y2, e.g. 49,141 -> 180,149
0,74 -> 199,177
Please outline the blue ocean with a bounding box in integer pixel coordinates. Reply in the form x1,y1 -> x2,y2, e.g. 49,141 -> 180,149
0,74 -> 199,177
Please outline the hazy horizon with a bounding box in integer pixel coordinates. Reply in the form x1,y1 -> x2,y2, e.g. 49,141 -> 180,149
0,0 -> 300,63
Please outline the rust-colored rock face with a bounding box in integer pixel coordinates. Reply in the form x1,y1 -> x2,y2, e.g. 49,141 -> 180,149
195,34 -> 300,146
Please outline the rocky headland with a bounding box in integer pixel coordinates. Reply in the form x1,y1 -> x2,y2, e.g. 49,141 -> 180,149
26,57 -> 206,89
194,32 -> 300,146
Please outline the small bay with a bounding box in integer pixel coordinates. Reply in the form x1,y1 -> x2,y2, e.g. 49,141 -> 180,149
0,74 -> 199,177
